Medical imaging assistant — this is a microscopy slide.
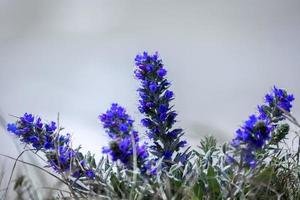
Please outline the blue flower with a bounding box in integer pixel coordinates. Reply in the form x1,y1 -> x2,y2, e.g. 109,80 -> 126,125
259,86 -> 294,120
7,113 -> 92,179
20,113 -> 34,123
99,103 -> 134,138
167,129 -> 182,139
45,121 -> 57,133
135,52 -> 187,166
164,90 -> 174,100
157,68 -> 167,77
119,123 -> 129,132
230,86 -> 294,168
44,141 -> 53,149
149,82 -> 158,93
178,140 -> 187,148
85,169 -> 95,179
100,104 -> 150,173
137,144 -> 149,159
35,117 -> 43,129
119,137 -> 132,153
7,123 -> 17,133
158,104 -> 168,113
28,136 -> 39,144
163,151 -> 173,160
231,114 -> 272,167
141,118 -> 151,128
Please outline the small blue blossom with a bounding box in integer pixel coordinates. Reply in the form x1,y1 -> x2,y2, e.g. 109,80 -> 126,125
157,68 -> 167,77
45,121 -> 57,133
163,151 -> 173,160
149,82 -> 158,93
119,123 -> 129,132
20,113 -> 34,124
141,118 -> 151,128
28,136 -> 39,144
269,86 -> 294,112
178,140 -> 187,148
164,90 -> 174,100
35,117 -> 43,129
85,169 -> 95,179
7,123 -> 17,133
259,86 -> 295,121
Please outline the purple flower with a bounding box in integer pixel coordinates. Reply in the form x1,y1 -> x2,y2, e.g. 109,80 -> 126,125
20,113 -> 34,123
164,90 -> 174,100
28,136 -> 39,144
163,151 -> 173,160
158,104 -> 168,114
45,121 -> 57,133
7,123 -> 17,133
167,129 -> 182,139
141,118 -> 151,127
44,141 -> 53,149
135,52 -> 187,166
85,169 -> 95,179
119,123 -> 129,132
230,86 -> 295,168
100,104 -> 150,173
262,86 -> 294,116
119,137 -> 132,152
8,113 -> 97,180
149,82 -> 158,93
157,68 -> 167,77
178,140 -> 187,148
137,145 -> 149,159
35,117 -> 43,129
99,103 -> 134,138
231,114 -> 272,167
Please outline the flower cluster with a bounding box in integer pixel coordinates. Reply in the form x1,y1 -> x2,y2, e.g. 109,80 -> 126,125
99,103 -> 149,172
230,86 -> 294,168
7,113 -> 95,179
134,52 -> 187,164
7,113 -> 57,150
258,86 -> 295,122
231,115 -> 273,167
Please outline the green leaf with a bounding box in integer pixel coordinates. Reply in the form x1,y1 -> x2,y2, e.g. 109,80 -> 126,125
193,180 -> 205,199
207,166 -> 221,198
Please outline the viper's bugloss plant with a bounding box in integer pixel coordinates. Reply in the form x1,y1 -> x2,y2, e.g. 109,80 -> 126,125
134,52 -> 188,166
7,113 -> 96,180
230,86 -> 295,168
99,103 -> 150,173
3,52 -> 300,200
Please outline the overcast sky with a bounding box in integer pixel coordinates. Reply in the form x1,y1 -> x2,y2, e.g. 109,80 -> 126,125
0,1 -> 300,163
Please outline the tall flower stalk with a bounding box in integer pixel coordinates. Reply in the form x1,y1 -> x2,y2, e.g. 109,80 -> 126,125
134,52 -> 187,165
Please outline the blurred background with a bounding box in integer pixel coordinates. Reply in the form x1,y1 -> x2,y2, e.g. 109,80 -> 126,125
0,0 -> 300,197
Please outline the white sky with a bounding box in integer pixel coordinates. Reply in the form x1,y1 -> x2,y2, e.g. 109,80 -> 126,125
0,0 -> 300,161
